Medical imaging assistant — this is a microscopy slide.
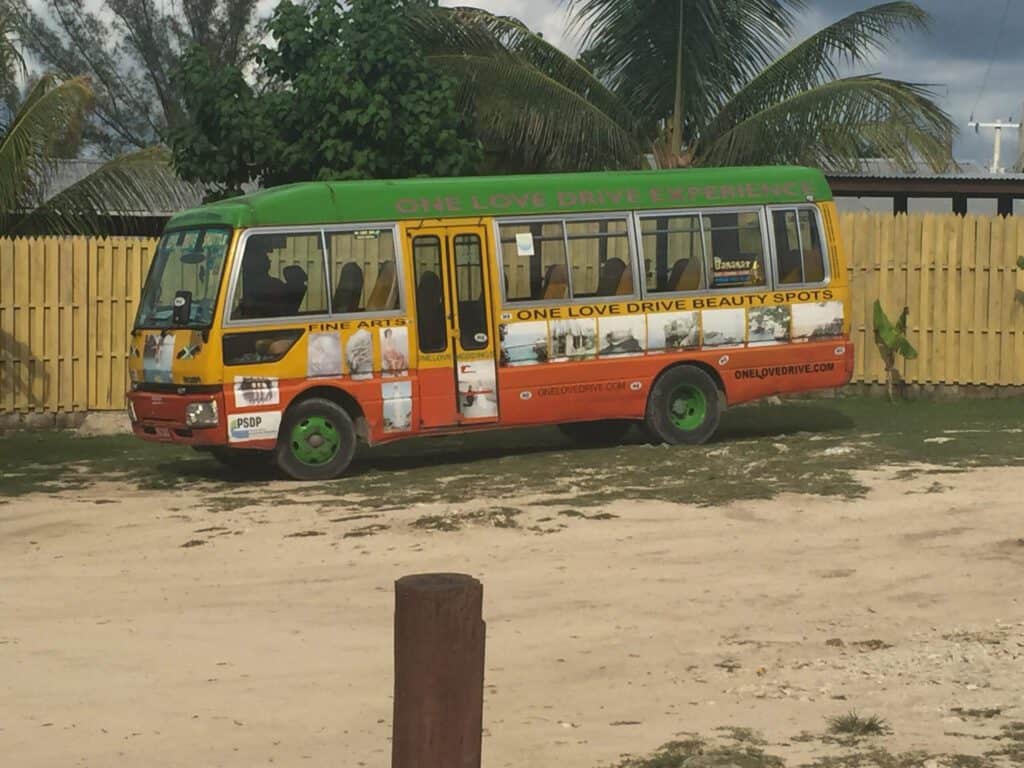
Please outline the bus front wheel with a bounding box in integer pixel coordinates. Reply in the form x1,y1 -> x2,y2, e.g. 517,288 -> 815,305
276,398 -> 357,481
644,366 -> 721,445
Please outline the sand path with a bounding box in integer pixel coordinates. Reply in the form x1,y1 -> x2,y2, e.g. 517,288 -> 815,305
2,465 -> 1023,766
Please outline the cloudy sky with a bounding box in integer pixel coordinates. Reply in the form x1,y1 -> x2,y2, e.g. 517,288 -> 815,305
441,0 -> 1023,167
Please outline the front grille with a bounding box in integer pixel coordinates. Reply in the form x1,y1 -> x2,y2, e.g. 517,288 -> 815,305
133,383 -> 222,395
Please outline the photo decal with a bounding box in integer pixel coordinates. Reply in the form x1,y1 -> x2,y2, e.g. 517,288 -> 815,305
382,381 -> 413,433
792,301 -> 845,340
307,332 -> 342,377
647,311 -> 700,353
458,360 -> 498,419
142,332 -> 175,383
747,305 -> 792,346
598,316 -> 646,357
380,326 -> 409,377
549,318 -> 597,362
500,321 -> 549,366
701,308 -> 746,348
346,329 -> 374,379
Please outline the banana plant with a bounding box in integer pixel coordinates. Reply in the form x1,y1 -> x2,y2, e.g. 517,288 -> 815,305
872,300 -> 917,401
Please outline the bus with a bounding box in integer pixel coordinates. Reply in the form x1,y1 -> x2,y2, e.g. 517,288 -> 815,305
127,167 -> 854,480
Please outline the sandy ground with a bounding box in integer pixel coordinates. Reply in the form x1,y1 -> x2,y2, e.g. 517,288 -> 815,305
2,465 -> 1024,767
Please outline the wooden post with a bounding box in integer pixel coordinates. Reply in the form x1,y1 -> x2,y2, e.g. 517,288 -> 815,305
392,573 -> 485,768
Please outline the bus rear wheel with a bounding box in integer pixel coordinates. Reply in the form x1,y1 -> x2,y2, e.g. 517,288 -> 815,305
558,419 -> 634,446
275,398 -> 357,481
644,366 -> 721,445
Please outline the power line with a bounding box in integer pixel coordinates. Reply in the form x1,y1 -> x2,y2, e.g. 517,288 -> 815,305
969,0 -> 1012,122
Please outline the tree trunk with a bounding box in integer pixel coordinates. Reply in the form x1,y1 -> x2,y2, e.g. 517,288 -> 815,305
668,0 -> 685,165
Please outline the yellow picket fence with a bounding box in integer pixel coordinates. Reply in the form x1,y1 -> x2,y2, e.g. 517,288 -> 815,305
843,213 -> 1024,387
1,237 -> 158,413
2,214 -> 1023,414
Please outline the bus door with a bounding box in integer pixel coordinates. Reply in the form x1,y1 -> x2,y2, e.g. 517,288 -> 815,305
406,223 -> 499,429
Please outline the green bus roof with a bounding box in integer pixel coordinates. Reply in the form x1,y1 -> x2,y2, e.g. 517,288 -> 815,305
166,166 -> 833,231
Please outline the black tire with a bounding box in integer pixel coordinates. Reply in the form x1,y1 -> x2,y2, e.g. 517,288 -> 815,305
275,397 -> 357,481
558,419 -> 634,446
644,365 -> 722,445
208,446 -> 273,470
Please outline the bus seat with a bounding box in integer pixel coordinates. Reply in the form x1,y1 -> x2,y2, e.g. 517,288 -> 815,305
416,270 -> 446,350
596,257 -> 626,295
542,264 -> 569,300
332,262 -> 364,313
281,265 -> 308,314
366,260 -> 397,310
779,250 -> 802,284
804,248 -> 825,282
616,266 -> 633,295
671,257 -> 702,291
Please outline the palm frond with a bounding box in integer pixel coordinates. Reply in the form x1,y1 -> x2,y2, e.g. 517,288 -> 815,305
410,6 -> 641,140
696,75 -> 953,172
0,73 -> 92,233
565,0 -> 801,135
11,145 -> 203,235
430,54 -> 643,171
705,2 -> 931,139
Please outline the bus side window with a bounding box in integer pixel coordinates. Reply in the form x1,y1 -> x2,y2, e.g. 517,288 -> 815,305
231,232 -> 327,320
326,229 -> 400,314
773,209 -> 826,285
704,211 -> 767,290
413,236 -> 447,353
565,218 -> 633,298
640,213 -> 704,293
499,221 -> 567,302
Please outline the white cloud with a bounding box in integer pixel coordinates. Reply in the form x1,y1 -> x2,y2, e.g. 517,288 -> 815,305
439,0 -> 579,52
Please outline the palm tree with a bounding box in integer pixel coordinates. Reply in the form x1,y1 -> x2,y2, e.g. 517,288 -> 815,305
409,6 -> 645,172
567,0 -> 955,169
2,2 -> 199,235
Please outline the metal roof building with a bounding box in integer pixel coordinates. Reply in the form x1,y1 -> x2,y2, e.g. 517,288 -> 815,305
826,159 -> 1024,216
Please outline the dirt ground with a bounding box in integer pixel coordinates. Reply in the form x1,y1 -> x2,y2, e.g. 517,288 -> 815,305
2,400 -> 1024,767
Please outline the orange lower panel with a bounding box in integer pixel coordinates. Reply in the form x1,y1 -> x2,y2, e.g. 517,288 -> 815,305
496,339 -> 853,427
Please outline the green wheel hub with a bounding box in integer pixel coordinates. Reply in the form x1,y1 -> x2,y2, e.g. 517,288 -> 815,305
668,385 -> 707,431
290,415 -> 341,466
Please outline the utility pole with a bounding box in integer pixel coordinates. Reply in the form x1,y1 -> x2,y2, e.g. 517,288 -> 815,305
968,118 -> 1022,173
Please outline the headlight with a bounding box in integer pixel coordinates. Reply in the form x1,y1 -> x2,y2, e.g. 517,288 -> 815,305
127,400 -> 138,422
185,400 -> 219,427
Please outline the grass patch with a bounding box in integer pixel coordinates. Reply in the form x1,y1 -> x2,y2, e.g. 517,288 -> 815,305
827,711 -> 890,739
611,736 -> 784,768
3,399 -> 1024,510
342,524 -> 389,538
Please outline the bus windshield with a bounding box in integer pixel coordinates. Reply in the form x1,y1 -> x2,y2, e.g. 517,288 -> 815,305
136,227 -> 231,329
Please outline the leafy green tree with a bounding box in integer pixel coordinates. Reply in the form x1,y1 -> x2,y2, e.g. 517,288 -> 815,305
873,300 -> 918,402
565,0 -> 955,169
1,0 -> 23,118
13,0 -> 263,154
171,0 -> 481,198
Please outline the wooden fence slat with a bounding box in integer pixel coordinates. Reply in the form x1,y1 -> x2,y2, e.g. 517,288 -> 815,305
1,239 -> 15,412
1016,219 -> 1024,386
945,216 -> 961,384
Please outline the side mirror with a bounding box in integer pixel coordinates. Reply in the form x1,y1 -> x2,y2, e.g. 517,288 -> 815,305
173,290 -> 192,325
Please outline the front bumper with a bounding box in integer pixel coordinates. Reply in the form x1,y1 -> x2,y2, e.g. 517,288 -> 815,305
127,389 -> 227,446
